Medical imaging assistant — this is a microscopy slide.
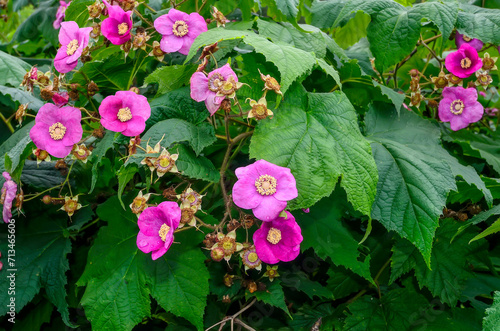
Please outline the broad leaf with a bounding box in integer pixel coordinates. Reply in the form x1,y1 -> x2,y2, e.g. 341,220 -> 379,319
186,29 -> 317,94
144,64 -> 197,96
366,104 -> 456,266
65,0 -> 94,27
484,291 -> 500,331
89,130 -> 116,193
136,119 -> 216,157
390,219 -> 486,306
300,194 -> 373,282
0,86 -> 44,110
245,279 -> 290,316
456,4 -> 500,45
77,196 -> 151,331
410,1 -> 459,39
250,84 -> 378,214
0,214 -> 73,326
173,145 -> 220,183
0,122 -> 34,186
344,287 -> 429,330
0,51 -> 31,87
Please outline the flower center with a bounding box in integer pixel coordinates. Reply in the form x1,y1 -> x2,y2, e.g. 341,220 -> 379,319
64,199 -> 78,213
158,223 -> 171,242
49,122 -> 67,140
450,99 -> 465,115
463,35 -> 472,42
461,57 -> 472,69
255,174 -> 277,195
66,39 -> 79,56
208,73 -> 224,92
118,22 -> 129,35
247,252 -> 259,263
267,227 -> 282,244
117,107 -> 132,122
254,104 -> 267,116
155,154 -> 174,173
172,20 -> 189,37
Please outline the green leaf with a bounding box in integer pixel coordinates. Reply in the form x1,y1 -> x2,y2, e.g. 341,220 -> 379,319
280,270 -> 334,299
0,122 -> 34,186
0,50 -> 31,87
89,131 -> 116,193
71,52 -> 150,92
316,58 -> 342,88
65,0 -> 94,27
12,0 -> 59,47
250,84 -> 378,213
148,87 -> 209,127
12,300 -> 53,331
344,287 -> 429,331
149,244 -> 209,331
333,11 -> 370,48
366,104 -> 456,266
273,0 -> 300,22
409,1 -> 459,39
5,128 -> 32,175
137,119 -> 216,157
470,218 -> 500,243
256,19 -> 327,58
452,204 -> 500,242
443,129 -> 500,175
144,64 -> 197,97
186,29 -> 317,94
421,307 -> 483,331
372,81 -> 405,113
77,196 -> 151,331
327,265 -> 365,299
0,215 -> 73,326
484,291 -> 500,331
173,145 -> 220,183
300,195 -> 373,282
456,4 -> 500,45
367,7 -> 421,72
20,160 -> 67,188
78,195 -> 208,330
390,219 -> 486,306
245,279 -> 290,316
117,164 -> 138,209
0,86 -> 44,110
310,0 -> 403,29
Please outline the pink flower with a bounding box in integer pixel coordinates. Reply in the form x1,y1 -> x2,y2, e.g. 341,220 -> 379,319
54,21 -> 92,73
53,1 -> 70,29
190,64 -> 238,115
445,44 -> 483,79
253,211 -> 303,264
438,87 -> 484,131
232,159 -> 298,221
1,172 -> 17,223
455,32 -> 483,52
99,91 -> 151,136
53,92 -> 69,107
154,9 -> 207,55
485,107 -> 498,116
101,0 -> 132,45
29,103 -> 83,158
136,201 -> 181,260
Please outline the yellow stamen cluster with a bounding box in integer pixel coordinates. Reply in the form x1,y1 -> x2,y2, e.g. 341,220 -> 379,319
49,122 -> 67,140
267,227 -> 282,244
255,174 -> 277,195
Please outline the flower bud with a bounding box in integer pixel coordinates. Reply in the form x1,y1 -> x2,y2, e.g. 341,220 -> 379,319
42,195 -> 52,204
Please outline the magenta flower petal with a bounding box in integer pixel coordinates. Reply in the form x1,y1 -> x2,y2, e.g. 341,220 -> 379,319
232,177 -> 264,209
154,8 -> 207,55
253,196 -> 287,221
438,86 -> 484,131
137,201 -> 181,260
52,92 -> 69,107
160,35 -> 184,53
99,91 -> 151,137
455,32 -> 483,51
1,172 -> 17,223
190,72 -> 209,101
137,231 -> 164,253
445,44 -> 483,78
232,159 -> 298,221
205,95 -> 223,115
215,64 -> 238,82
121,116 -> 146,137
53,1 -> 70,30
253,212 -> 303,264
30,104 -> 83,158
101,1 -> 132,45
54,21 -> 92,74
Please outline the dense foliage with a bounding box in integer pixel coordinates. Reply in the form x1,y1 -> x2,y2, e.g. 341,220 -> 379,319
1,0 -> 500,330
